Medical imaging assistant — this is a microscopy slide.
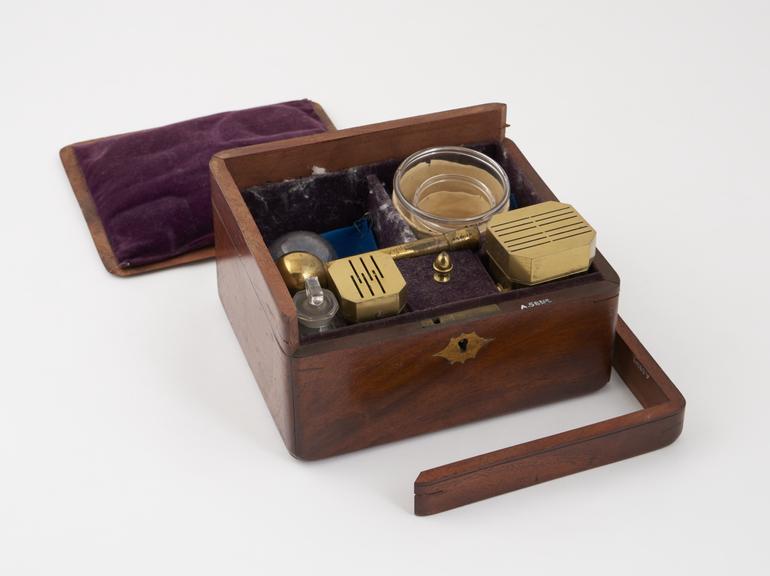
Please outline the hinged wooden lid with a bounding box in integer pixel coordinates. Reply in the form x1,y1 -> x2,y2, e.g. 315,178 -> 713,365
217,103 -> 507,190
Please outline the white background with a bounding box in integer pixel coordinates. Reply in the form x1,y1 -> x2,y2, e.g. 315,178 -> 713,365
2,1 -> 769,574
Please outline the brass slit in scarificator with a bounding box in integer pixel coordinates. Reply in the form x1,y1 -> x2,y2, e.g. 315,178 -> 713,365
548,226 -> 588,239
360,257 -> 373,281
509,240 -> 550,252
541,221 -> 585,235
492,221 -> 534,234
506,236 -> 550,249
546,223 -> 588,235
348,259 -> 361,282
350,276 -> 364,298
537,215 -> 579,227
534,211 -> 574,224
496,225 -> 538,237
542,227 -> 586,240
549,230 -> 594,242
503,230 -> 542,243
362,274 -> 374,296
532,206 -> 572,220
370,255 -> 383,277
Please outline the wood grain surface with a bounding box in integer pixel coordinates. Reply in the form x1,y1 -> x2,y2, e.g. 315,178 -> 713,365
212,103 -> 622,462
413,316 -> 686,515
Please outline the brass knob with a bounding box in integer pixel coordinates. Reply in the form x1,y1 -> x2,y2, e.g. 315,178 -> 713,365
433,251 -> 453,283
276,252 -> 328,294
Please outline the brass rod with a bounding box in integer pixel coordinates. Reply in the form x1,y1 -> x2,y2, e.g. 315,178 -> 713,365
373,226 -> 481,261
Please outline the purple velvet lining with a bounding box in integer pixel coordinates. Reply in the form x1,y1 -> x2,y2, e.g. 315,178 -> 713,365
72,100 -> 328,268
396,250 -> 499,312
367,175 -> 417,246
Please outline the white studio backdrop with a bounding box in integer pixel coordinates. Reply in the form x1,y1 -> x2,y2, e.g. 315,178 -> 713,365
1,1 -> 768,575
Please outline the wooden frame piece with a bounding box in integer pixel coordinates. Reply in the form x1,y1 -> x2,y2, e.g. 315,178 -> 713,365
413,316 -> 686,515
60,101 -> 335,276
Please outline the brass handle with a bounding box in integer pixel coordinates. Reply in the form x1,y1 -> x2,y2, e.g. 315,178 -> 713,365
376,226 -> 480,261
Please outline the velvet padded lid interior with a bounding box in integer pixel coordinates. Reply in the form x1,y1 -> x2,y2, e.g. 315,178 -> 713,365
72,100 -> 328,269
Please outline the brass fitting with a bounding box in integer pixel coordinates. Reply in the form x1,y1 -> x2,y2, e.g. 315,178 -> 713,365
432,251 -> 453,283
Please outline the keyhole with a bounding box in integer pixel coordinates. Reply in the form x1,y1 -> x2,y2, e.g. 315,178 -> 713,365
457,338 -> 469,352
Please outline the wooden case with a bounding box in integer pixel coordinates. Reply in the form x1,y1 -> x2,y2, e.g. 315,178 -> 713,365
210,103 -> 621,460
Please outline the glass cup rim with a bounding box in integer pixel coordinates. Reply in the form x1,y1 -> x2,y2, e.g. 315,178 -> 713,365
393,146 -> 511,225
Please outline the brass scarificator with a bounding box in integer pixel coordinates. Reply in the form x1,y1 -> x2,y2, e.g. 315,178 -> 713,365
326,253 -> 407,323
486,201 -> 596,287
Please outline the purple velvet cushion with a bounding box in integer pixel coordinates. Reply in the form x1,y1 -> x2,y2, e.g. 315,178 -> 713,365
73,99 -> 328,268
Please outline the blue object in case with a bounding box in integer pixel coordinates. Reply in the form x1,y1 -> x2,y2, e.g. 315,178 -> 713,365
321,218 -> 378,258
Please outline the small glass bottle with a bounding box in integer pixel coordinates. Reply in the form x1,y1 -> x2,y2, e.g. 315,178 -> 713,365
392,146 -> 511,237
293,276 -> 342,335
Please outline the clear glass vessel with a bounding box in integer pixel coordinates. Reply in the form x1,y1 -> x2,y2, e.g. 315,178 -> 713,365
392,146 -> 511,236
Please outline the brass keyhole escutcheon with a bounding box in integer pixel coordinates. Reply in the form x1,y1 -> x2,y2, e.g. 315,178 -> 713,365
435,332 -> 493,365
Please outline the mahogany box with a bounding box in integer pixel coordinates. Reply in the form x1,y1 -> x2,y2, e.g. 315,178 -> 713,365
210,103 -> 684,514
